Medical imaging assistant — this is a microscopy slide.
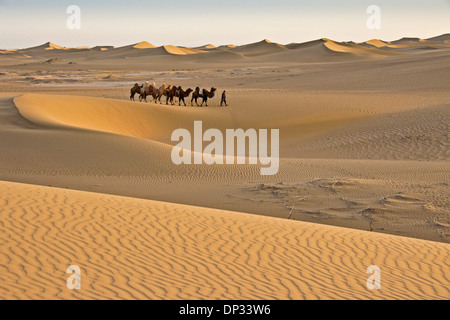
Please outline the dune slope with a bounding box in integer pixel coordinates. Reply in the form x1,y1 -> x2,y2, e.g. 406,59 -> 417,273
0,180 -> 448,300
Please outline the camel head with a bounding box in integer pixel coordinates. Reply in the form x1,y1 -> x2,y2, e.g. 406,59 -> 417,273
211,87 -> 217,93
186,88 -> 193,94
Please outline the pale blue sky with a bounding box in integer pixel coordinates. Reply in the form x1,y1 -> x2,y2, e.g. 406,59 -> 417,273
1,0 -> 449,48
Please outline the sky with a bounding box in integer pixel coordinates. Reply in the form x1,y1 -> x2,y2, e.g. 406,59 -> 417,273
0,0 -> 449,49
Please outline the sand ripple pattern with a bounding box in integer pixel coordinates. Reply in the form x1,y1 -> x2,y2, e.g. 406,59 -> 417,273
0,180 -> 448,299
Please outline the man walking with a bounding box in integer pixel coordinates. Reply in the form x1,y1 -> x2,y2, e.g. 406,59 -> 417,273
220,90 -> 228,106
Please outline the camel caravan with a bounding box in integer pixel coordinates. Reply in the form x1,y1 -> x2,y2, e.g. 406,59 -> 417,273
130,82 -> 227,107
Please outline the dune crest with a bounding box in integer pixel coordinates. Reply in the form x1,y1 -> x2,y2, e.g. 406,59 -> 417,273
161,45 -> 205,55
195,44 -> 216,50
218,44 -> 236,49
323,39 -> 403,57
132,41 -> 156,49
44,42 -> 64,50
22,42 -> 65,51
365,39 -> 388,47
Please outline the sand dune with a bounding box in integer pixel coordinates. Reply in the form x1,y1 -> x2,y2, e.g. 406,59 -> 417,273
180,49 -> 247,62
35,42 -> 64,50
13,93 -> 237,140
105,45 -> 206,57
23,42 -> 90,52
3,35 -> 448,66
231,39 -> 288,56
425,33 -> 450,43
363,39 -> 389,48
0,180 -> 448,300
323,39 -> 402,57
391,37 -> 424,45
161,45 -> 205,55
132,41 -> 156,49
195,44 -> 216,50
11,92 -> 378,143
217,44 -> 237,49
91,46 -> 115,51
286,39 -> 326,49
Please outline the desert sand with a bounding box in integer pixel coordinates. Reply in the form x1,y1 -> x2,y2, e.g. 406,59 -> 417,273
0,34 -> 449,299
0,180 -> 448,299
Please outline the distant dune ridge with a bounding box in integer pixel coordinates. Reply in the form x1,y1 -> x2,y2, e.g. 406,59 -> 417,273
3,34 -> 448,61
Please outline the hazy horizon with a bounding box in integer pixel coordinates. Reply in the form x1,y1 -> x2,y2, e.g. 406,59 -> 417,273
1,0 -> 449,49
